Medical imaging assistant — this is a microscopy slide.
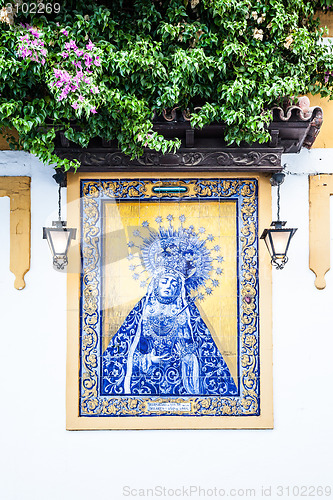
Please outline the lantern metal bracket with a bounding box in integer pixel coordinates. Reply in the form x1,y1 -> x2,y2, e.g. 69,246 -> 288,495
270,172 -> 285,187
52,170 -> 67,188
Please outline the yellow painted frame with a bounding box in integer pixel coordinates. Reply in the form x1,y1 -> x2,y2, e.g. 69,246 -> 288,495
309,174 -> 333,290
66,171 -> 273,430
0,176 -> 31,289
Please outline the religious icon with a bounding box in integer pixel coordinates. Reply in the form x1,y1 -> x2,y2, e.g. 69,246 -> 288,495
102,216 -> 237,396
68,176 -> 272,429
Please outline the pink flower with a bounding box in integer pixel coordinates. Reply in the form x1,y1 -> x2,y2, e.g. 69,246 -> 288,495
324,71 -> 333,83
61,29 -> 69,36
72,102 -> 79,110
90,107 -> 97,114
84,54 -> 93,68
86,40 -> 95,51
28,27 -> 40,38
17,26 -> 47,64
72,61 -> 82,69
78,95 -> 84,102
61,51 -> 69,59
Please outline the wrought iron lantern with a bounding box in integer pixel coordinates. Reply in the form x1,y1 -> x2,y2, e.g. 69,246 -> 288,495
43,171 -> 76,270
260,173 -> 297,270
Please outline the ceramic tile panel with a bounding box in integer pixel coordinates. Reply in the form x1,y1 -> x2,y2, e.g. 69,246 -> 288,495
77,177 -> 262,418
67,174 -> 273,428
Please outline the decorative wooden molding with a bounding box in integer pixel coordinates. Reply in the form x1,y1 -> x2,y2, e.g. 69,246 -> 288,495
0,176 -> 31,290
57,147 -> 283,172
309,174 -> 333,290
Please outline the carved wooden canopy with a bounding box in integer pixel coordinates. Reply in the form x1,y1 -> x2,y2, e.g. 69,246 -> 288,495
55,104 -> 323,174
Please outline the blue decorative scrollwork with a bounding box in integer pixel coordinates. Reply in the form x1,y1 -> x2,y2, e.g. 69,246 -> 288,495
79,178 -> 259,417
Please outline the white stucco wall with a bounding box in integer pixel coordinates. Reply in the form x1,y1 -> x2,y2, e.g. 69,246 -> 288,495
0,150 -> 332,500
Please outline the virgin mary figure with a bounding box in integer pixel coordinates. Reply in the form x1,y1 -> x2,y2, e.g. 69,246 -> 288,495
102,218 -> 237,397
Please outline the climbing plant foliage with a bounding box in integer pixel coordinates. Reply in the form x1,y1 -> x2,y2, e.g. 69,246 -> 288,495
1,0 -> 333,170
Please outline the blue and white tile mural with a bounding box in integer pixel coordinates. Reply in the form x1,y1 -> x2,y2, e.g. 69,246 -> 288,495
102,219 -> 238,396
79,178 -> 260,418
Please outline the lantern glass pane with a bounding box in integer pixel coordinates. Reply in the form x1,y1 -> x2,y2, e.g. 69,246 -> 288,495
49,229 -> 71,255
264,232 -> 274,258
271,230 -> 291,258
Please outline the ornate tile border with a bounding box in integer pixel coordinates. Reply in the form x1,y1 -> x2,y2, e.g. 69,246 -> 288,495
79,178 -> 259,418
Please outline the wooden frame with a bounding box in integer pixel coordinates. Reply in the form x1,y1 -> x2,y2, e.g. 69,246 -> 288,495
66,171 -> 273,429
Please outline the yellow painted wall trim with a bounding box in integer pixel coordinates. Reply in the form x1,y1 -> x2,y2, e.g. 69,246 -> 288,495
317,11 -> 333,36
309,174 -> 333,290
0,128 -> 19,150
306,94 -> 333,148
0,176 -> 31,289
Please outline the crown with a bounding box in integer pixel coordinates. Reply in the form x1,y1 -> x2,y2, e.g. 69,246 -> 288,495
126,215 -> 224,300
